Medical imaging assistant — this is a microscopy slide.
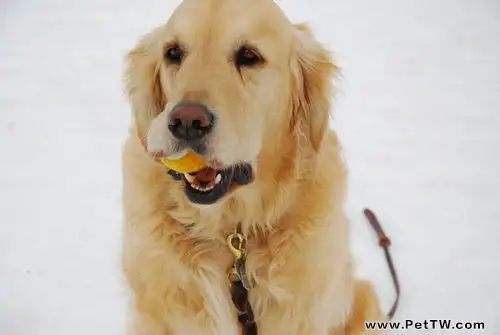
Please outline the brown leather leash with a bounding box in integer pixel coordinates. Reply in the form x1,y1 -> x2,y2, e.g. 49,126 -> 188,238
226,209 -> 400,334
227,227 -> 258,335
363,208 -> 401,320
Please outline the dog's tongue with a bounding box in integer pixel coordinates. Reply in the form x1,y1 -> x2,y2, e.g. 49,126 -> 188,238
194,167 -> 218,182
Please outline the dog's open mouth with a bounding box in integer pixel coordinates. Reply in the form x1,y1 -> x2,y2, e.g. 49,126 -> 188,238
168,164 -> 253,205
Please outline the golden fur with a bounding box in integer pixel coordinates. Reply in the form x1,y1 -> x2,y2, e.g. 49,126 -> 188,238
122,0 -> 384,333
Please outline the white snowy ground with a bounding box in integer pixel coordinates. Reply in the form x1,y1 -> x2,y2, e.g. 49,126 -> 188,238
0,0 -> 499,334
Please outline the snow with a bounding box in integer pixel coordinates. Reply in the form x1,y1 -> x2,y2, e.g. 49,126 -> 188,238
1,0 -> 499,334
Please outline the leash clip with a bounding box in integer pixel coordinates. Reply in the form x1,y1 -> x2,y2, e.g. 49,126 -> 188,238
226,230 -> 253,290
227,232 -> 245,259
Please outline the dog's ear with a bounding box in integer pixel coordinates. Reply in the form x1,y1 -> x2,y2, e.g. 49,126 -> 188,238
124,27 -> 166,140
290,23 -> 338,152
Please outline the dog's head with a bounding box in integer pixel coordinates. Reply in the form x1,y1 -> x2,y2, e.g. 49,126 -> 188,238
125,0 -> 337,206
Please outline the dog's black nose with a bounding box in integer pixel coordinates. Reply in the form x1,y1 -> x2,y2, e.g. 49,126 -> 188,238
168,102 -> 214,141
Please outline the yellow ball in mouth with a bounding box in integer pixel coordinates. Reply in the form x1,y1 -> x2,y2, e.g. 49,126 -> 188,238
160,150 -> 207,174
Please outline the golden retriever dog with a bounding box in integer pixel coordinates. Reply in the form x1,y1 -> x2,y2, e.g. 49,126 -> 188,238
122,0 -> 385,333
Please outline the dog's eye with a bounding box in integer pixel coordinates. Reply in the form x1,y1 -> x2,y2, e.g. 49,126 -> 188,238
165,45 -> 183,64
235,46 -> 263,68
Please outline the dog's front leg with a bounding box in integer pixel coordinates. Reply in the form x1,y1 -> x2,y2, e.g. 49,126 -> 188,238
247,216 -> 358,334
125,254 -> 240,335
126,280 -> 240,335
252,268 -> 355,335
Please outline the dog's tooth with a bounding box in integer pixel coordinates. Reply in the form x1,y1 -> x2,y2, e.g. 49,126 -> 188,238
215,173 -> 222,184
184,173 -> 195,183
197,183 -> 214,192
